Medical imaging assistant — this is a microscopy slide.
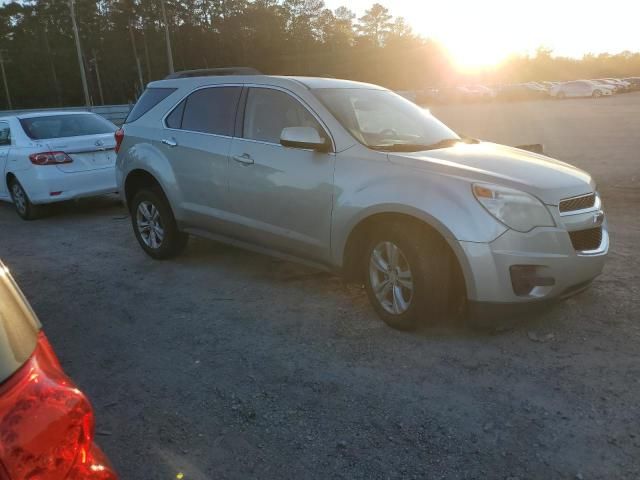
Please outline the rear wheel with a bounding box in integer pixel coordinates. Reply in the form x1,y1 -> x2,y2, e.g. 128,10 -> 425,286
592,89 -> 602,98
556,91 -> 566,99
9,178 -> 42,220
363,221 -> 453,330
130,188 -> 188,259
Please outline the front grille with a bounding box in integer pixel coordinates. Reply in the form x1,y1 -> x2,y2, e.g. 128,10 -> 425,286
559,193 -> 596,213
569,227 -> 603,251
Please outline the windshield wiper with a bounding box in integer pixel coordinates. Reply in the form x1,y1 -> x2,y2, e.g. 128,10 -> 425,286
370,138 -> 463,152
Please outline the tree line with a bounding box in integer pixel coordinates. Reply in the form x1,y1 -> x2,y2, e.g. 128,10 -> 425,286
0,0 -> 639,109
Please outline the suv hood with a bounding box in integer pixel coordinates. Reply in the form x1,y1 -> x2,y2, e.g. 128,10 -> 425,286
388,142 -> 595,205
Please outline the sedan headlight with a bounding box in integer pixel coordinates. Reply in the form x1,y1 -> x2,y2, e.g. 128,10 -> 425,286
472,183 -> 555,232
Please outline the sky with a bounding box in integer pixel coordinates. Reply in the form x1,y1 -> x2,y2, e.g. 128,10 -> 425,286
326,0 -> 640,69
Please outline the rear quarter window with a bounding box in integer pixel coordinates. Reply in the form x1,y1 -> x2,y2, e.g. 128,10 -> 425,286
126,87 -> 177,124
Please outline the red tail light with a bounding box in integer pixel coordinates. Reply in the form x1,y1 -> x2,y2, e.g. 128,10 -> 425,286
0,333 -> 116,480
29,151 -> 73,166
114,129 -> 124,153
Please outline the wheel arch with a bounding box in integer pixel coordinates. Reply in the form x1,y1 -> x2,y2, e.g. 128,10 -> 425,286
123,169 -> 167,210
339,207 -> 472,300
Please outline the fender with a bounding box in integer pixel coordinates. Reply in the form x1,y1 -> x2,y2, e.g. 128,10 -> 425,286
118,141 -> 185,220
330,149 -> 509,298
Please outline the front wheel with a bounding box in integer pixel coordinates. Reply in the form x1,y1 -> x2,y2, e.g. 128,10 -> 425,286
363,222 -> 453,330
592,89 -> 602,98
130,188 -> 188,259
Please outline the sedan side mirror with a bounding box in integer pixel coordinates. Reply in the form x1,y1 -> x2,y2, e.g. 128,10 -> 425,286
280,127 -> 330,153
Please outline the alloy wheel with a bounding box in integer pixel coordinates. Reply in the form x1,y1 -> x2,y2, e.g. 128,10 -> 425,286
11,183 -> 27,215
136,201 -> 165,249
369,241 -> 414,315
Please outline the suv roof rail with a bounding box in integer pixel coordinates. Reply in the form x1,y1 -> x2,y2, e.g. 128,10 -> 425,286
165,67 -> 262,79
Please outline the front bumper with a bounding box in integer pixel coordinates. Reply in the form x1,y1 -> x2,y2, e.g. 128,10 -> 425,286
459,221 -> 608,305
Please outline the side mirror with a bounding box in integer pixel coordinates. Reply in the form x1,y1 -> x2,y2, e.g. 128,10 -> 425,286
280,127 -> 329,152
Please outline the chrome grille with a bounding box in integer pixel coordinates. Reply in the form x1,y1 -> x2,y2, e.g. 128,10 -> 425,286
559,193 -> 596,213
569,227 -> 603,251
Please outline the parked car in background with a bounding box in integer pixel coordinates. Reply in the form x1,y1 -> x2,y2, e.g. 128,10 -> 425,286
0,112 -> 118,220
623,77 -> 640,90
116,73 -> 608,330
0,260 -> 117,479
495,83 -> 548,101
550,80 -> 614,98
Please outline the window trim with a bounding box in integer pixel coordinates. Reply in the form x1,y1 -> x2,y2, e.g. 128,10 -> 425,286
162,83 -> 335,152
162,84 -> 244,139
239,85 -> 335,152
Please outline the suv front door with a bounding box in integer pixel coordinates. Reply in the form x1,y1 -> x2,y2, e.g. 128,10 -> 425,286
227,87 -> 335,262
161,85 -> 241,231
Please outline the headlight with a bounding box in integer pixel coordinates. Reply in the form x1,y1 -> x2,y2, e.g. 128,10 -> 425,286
472,183 -> 555,232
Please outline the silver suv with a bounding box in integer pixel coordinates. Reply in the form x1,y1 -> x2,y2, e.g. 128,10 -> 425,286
115,74 -> 608,330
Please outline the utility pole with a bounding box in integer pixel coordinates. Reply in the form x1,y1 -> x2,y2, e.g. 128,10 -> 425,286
43,26 -> 62,106
0,50 -> 12,110
129,25 -> 145,93
90,50 -> 104,105
69,0 -> 91,107
160,0 -> 174,74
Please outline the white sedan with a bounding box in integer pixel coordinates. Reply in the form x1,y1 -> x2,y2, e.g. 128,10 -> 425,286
550,80 -> 614,99
0,111 -> 118,219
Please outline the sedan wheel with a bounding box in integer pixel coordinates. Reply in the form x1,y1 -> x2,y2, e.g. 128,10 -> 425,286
369,241 -> 414,315
9,179 -> 42,220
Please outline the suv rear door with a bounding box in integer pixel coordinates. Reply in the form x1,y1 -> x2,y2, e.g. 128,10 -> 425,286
227,86 -> 335,262
160,85 -> 242,231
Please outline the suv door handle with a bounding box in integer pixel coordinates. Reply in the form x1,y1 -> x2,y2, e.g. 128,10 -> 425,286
233,153 -> 254,166
161,138 -> 178,147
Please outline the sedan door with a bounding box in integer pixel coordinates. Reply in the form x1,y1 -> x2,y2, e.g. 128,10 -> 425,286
227,87 -> 336,263
159,86 -> 241,232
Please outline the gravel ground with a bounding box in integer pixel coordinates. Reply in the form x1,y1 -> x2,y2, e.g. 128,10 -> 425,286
0,93 -> 639,480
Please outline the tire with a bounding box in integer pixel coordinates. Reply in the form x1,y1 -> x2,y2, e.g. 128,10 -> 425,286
363,221 -> 453,331
9,178 -> 43,220
130,188 -> 188,259
592,89 -> 602,98
556,91 -> 566,100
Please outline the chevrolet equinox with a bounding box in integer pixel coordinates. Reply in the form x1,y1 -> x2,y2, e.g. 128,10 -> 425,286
115,74 -> 608,330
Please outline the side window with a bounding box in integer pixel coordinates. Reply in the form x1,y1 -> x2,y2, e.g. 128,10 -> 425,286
243,88 -> 324,144
0,122 -> 10,146
181,87 -> 241,136
166,100 -> 185,129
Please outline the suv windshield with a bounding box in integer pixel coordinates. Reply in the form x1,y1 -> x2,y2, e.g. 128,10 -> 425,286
20,114 -> 116,140
313,88 -> 460,151
0,265 -> 40,384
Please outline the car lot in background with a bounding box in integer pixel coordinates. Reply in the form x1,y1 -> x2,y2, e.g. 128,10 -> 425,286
421,76 -> 635,104
0,92 -> 638,479
0,112 -> 118,220
0,260 -> 117,480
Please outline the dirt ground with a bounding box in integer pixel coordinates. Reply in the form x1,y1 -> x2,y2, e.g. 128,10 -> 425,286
0,93 -> 638,479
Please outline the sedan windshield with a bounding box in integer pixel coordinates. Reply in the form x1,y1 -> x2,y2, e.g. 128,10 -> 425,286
313,88 -> 460,151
